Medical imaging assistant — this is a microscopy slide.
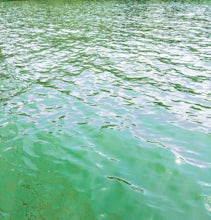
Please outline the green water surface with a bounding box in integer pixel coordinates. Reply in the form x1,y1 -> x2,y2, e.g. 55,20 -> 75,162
0,0 -> 211,219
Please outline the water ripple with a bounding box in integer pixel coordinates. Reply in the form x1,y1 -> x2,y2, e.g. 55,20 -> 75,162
0,1 -> 211,219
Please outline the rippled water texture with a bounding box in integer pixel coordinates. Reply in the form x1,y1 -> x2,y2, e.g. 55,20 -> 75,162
0,0 -> 211,219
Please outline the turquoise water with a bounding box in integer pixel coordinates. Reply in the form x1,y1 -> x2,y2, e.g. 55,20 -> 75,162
0,0 -> 211,219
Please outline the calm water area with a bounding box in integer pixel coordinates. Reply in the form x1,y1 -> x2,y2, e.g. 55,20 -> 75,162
0,0 -> 211,219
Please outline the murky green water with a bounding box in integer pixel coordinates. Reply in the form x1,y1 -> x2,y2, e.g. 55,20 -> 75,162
0,0 -> 211,219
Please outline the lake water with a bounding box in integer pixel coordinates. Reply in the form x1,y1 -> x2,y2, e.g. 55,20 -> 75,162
0,0 -> 211,219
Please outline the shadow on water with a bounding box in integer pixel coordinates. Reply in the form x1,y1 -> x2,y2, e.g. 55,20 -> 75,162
0,144 -> 96,220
